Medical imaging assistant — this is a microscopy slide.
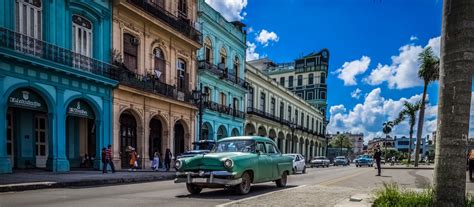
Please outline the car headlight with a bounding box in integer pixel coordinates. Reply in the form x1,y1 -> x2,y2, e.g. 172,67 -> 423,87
224,159 -> 234,169
175,160 -> 182,169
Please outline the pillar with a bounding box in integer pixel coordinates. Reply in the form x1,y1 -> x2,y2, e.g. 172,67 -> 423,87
46,89 -> 70,172
0,97 -> 12,173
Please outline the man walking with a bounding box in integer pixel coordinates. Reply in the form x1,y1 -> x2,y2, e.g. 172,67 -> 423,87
104,145 -> 116,173
374,145 -> 382,176
468,148 -> 474,181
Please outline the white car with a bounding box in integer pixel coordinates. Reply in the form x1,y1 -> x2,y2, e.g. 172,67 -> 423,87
284,154 -> 306,174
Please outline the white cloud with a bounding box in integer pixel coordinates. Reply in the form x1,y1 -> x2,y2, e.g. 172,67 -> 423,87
247,27 -> 254,34
426,36 -> 441,57
205,0 -> 248,21
334,56 -> 371,86
410,35 -> 418,41
255,30 -> 279,47
351,88 -> 362,99
364,36 -> 440,89
328,88 -> 438,142
246,41 -> 260,61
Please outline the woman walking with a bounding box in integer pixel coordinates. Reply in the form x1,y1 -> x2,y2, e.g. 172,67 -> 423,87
129,147 -> 138,171
164,148 -> 172,171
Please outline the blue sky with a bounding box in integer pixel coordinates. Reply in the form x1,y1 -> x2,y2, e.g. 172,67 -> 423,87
206,0 -> 448,141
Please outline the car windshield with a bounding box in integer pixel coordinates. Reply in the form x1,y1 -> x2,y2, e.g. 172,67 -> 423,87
212,140 -> 255,153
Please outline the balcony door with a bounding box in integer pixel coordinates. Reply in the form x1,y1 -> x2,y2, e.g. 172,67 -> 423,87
15,0 -> 42,55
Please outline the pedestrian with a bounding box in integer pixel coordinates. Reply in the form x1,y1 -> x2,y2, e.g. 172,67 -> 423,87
105,145 -> 116,173
164,148 -> 172,171
152,151 -> 160,171
374,146 -> 382,176
101,148 -> 107,174
467,148 -> 474,181
129,147 -> 138,171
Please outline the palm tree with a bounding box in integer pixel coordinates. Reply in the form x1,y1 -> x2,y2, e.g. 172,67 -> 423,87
393,101 -> 421,166
382,121 -> 394,159
413,47 -> 439,167
433,1 -> 474,205
330,134 -> 352,156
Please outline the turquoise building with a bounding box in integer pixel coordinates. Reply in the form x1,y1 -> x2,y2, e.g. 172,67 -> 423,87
0,0 -> 116,173
196,0 -> 247,141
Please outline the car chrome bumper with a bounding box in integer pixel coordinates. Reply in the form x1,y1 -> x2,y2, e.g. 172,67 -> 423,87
174,171 -> 241,186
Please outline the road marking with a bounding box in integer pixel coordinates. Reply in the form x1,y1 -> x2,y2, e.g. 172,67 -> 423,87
318,168 -> 372,186
215,185 -> 307,207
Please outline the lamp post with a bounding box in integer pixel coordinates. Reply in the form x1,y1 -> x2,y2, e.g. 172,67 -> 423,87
289,120 -> 296,153
192,83 -> 208,141
324,119 -> 329,157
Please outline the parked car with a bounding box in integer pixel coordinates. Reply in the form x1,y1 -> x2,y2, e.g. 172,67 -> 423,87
284,154 -> 306,174
174,136 -> 293,195
355,155 -> 374,167
309,156 -> 330,168
334,156 -> 349,166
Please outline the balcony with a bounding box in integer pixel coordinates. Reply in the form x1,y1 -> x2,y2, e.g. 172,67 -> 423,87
0,27 -> 116,80
203,101 -> 245,119
198,60 -> 248,89
127,0 -> 202,44
113,63 -> 193,103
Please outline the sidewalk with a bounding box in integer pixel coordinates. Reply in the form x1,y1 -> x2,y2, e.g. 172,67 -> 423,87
0,169 -> 176,192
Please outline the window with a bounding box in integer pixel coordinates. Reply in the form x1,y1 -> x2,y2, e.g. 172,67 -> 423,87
307,92 -> 314,100
233,98 -> 239,111
219,47 -> 227,69
177,59 -> 187,91
72,15 -> 93,58
297,75 -> 303,86
220,92 -> 226,105
280,77 -> 285,86
256,142 -> 266,153
320,73 -> 326,84
306,115 -> 310,128
150,0 -> 165,7
233,56 -> 240,78
270,98 -> 276,115
204,37 -> 212,64
288,106 -> 292,120
297,93 -> 303,98
272,78 -> 276,82
154,48 -> 166,82
308,74 -> 314,85
217,125 -> 227,140
16,0 -> 42,39
259,92 -> 266,112
247,87 -> 254,108
203,86 -> 211,102
279,102 -> 284,119
123,33 -> 139,72
311,118 -> 314,130
316,120 -> 319,133
301,112 -> 304,126
178,0 -> 188,18
288,76 -> 294,87
321,91 -> 326,99
265,143 -> 278,154
295,109 -> 298,124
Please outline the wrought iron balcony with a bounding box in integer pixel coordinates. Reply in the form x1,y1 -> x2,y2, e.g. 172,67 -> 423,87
198,60 -> 248,89
0,27 -> 116,79
113,63 -> 192,103
127,0 -> 202,44
203,101 -> 245,119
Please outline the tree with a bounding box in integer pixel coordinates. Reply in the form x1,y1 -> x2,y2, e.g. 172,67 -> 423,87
382,121 -> 394,159
433,1 -> 474,206
414,47 -> 439,167
393,101 -> 421,166
330,134 -> 352,156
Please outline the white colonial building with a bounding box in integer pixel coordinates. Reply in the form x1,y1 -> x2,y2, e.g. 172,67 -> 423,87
244,63 -> 326,160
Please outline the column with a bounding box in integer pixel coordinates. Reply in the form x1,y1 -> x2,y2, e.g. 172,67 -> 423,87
0,98 -> 12,173
94,119 -> 103,170
46,89 -> 70,172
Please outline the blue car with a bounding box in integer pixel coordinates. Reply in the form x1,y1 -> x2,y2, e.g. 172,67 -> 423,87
355,155 -> 374,167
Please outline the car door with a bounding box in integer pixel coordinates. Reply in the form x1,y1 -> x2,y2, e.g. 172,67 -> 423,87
299,155 -> 305,170
265,142 -> 281,179
255,142 -> 271,182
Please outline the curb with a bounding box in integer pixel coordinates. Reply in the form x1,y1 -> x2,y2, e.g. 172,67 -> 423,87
382,167 -> 433,170
0,174 -> 176,193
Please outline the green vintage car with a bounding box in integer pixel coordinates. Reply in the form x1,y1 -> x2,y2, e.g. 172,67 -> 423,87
174,136 -> 293,195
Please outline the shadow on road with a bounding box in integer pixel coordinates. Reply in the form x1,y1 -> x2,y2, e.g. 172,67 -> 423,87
175,184 -> 299,201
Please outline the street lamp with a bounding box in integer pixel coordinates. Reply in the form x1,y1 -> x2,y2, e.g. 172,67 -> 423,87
192,83 -> 208,141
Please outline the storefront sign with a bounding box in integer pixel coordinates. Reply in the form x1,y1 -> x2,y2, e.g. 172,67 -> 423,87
67,100 -> 94,119
8,89 -> 47,111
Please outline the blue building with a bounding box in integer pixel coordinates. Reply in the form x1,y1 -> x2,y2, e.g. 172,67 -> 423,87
394,136 -> 428,155
196,0 -> 247,141
0,0 -> 116,173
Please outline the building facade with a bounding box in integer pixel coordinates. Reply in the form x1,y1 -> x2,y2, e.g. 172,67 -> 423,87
245,63 -> 326,161
111,0 -> 201,169
195,0 -> 247,141
248,49 -> 329,115
327,132 -> 364,154
394,136 -> 428,155
368,137 -> 395,151
0,0 -> 116,173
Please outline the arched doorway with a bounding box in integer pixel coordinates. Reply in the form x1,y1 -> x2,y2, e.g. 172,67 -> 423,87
286,134 -> 291,154
231,128 -> 239,137
244,123 -> 255,135
149,117 -> 163,161
299,138 -> 304,155
268,129 -> 276,141
277,131 -> 284,152
257,126 -> 267,137
7,88 -> 49,169
217,125 -> 227,140
120,111 -> 137,168
174,121 -> 185,156
65,99 -> 96,168
202,122 -> 213,140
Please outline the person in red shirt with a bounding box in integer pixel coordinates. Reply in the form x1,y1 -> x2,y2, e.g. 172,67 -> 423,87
103,145 -> 116,174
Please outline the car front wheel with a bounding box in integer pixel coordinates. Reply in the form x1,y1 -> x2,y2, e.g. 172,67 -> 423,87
186,183 -> 203,195
275,171 -> 288,187
234,172 -> 252,195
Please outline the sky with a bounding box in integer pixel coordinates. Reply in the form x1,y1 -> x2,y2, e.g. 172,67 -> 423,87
205,0 -> 474,142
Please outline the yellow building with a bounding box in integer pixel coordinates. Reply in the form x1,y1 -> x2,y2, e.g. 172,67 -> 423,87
112,0 -> 201,169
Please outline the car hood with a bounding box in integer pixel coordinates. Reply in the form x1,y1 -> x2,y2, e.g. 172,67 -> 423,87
179,152 -> 255,171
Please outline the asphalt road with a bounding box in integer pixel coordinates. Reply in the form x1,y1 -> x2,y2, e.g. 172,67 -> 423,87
0,166 -> 370,207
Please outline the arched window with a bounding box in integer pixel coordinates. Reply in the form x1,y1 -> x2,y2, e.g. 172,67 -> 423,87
219,47 -> 227,69
177,59 -> 186,91
217,125 -> 227,140
204,37 -> 213,64
233,56 -> 240,78
72,15 -> 93,57
153,48 -> 166,82
16,0 -> 42,39
123,33 -> 139,72
320,73 -> 326,84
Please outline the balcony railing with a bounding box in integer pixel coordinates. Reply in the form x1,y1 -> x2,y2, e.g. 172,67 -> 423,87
113,63 -> 193,103
203,101 -> 245,119
198,60 -> 248,89
0,27 -> 116,79
127,0 -> 202,44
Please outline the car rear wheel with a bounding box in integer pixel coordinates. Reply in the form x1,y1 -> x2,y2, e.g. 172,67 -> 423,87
275,171 -> 288,187
186,183 -> 202,195
234,172 -> 252,195
302,166 -> 306,174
